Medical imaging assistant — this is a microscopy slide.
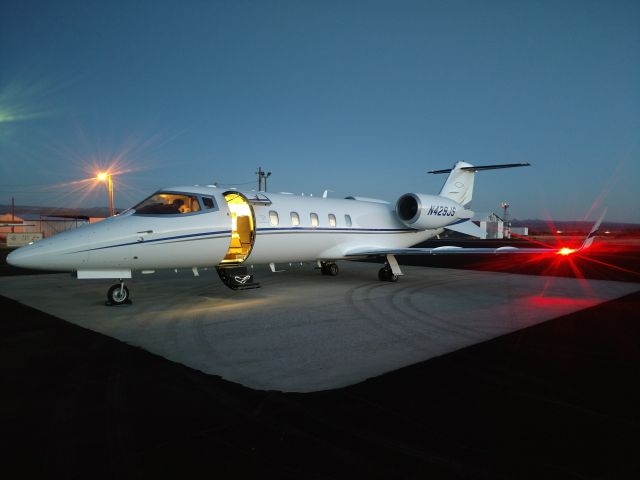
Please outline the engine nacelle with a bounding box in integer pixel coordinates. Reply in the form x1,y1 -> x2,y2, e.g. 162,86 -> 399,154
395,193 -> 470,230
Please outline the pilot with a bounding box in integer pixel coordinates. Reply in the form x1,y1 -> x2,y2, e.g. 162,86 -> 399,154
171,198 -> 187,213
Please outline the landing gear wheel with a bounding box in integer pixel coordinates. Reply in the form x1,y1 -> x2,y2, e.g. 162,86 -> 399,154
320,262 -> 339,276
378,267 -> 399,282
107,283 -> 130,305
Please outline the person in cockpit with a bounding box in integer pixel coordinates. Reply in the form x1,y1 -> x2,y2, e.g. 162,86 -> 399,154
171,198 -> 187,213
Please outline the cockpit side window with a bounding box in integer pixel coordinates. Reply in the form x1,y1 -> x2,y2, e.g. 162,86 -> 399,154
133,192 -> 202,215
202,196 -> 216,209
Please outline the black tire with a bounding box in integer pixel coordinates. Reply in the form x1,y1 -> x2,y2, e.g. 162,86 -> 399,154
378,267 -> 398,282
378,268 -> 389,281
327,263 -> 339,276
107,284 -> 130,305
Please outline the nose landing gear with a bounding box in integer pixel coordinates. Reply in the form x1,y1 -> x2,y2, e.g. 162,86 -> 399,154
106,280 -> 131,306
319,261 -> 339,276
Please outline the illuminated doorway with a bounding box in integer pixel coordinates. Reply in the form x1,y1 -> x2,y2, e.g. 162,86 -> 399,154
221,192 -> 256,264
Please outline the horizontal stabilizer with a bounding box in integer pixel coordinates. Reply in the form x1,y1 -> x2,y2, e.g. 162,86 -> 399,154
429,163 -> 531,174
431,161 -> 530,207
445,220 -> 485,239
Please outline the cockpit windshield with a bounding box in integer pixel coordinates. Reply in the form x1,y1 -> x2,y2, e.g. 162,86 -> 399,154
133,192 -> 202,215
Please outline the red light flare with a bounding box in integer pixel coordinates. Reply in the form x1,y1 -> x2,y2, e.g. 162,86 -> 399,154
525,295 -> 597,309
509,227 -> 583,252
569,247 -> 640,279
467,239 -> 595,300
470,239 -> 640,287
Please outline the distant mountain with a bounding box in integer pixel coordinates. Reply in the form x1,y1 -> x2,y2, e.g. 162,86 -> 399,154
510,219 -> 640,235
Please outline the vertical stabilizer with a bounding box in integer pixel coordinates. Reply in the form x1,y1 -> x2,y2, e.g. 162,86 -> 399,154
435,161 -> 476,206
429,162 -> 530,207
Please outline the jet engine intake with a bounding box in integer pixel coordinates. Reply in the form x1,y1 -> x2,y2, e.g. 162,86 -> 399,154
396,193 -> 470,230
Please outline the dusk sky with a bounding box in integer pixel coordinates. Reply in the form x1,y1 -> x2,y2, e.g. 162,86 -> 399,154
1,0 -> 638,222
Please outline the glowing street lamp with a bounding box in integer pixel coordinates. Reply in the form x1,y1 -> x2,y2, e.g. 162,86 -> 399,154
96,172 -> 114,216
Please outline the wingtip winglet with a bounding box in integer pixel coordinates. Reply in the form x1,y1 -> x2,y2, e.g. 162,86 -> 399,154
579,207 -> 607,251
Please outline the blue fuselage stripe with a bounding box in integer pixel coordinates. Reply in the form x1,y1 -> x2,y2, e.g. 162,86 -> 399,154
70,226 -> 419,254
71,230 -> 232,253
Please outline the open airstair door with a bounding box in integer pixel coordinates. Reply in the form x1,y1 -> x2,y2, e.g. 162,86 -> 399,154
217,191 -> 260,290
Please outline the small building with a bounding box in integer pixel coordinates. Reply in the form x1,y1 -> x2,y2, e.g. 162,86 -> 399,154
1,213 -> 105,245
1,213 -> 27,243
479,212 -> 505,239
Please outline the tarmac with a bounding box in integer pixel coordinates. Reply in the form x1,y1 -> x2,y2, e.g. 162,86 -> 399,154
0,261 -> 637,392
2,244 -> 640,479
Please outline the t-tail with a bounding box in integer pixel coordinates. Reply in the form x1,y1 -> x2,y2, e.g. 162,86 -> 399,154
429,161 -> 531,206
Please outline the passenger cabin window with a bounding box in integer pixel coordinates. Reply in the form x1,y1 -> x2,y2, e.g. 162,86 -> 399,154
133,193 -> 202,215
202,196 -> 216,209
269,210 -> 279,226
310,213 -> 319,227
345,214 -> 352,227
328,214 -> 336,227
290,212 -> 300,226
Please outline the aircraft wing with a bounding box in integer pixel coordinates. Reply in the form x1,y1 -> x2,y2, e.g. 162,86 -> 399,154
345,245 -> 562,257
345,209 -> 606,258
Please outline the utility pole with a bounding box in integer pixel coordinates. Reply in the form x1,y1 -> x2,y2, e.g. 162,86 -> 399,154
500,202 -> 510,239
11,196 -> 15,233
256,167 -> 272,192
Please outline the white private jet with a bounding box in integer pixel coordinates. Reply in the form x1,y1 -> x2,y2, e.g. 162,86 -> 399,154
7,162 -> 603,305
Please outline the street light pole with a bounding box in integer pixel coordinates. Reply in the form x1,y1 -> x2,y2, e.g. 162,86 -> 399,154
97,172 -> 115,216
107,175 -> 114,217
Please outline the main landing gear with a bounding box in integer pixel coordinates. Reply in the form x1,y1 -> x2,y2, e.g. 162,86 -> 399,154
378,265 -> 399,282
106,280 -> 131,306
319,261 -> 339,276
318,258 -> 399,282
379,255 -> 401,282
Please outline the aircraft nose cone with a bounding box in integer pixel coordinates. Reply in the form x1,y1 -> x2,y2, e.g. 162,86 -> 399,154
6,244 -> 42,270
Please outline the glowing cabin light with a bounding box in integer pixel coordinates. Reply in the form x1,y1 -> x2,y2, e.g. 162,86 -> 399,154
557,247 -> 577,256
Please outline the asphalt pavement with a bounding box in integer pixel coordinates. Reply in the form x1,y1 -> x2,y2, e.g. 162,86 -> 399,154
1,244 -> 639,479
